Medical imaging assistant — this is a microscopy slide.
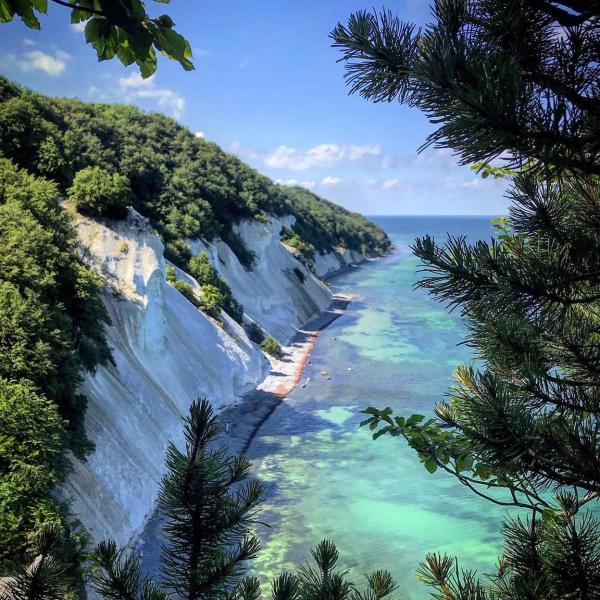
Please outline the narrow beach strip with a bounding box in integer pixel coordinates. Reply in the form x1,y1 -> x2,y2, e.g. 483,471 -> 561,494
219,292 -> 353,455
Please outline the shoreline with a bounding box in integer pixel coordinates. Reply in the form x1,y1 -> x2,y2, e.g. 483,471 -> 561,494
218,291 -> 353,456
134,290 -> 354,564
135,255 -> 387,562
217,253 -> 390,457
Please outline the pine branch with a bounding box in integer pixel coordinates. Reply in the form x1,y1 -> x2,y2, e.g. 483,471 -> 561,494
89,540 -> 166,600
0,526 -> 68,600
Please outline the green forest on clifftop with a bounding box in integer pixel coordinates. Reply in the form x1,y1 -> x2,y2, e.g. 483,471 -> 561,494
0,75 -> 390,270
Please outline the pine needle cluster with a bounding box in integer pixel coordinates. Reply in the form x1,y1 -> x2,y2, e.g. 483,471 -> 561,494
334,1 -> 600,597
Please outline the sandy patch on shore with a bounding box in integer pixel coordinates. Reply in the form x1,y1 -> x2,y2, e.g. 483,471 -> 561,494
218,292 -> 353,455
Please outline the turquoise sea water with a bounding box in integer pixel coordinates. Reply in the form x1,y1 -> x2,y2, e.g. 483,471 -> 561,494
247,216 -> 516,599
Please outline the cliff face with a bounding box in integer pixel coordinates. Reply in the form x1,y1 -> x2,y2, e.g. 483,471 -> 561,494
312,248 -> 367,279
189,216 -> 333,342
61,210 -> 333,548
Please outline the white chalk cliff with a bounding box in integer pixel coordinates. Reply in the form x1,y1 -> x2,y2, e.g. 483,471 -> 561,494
61,209 -> 364,550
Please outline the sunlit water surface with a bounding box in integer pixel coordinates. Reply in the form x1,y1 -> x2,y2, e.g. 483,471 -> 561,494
247,216 -> 515,599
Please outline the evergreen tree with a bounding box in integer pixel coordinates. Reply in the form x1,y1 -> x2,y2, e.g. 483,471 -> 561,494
333,1 -> 600,597
0,525 -> 68,600
86,400 -> 397,600
331,1 -> 600,177
90,399 -> 264,600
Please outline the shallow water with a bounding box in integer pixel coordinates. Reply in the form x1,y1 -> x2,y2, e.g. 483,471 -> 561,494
247,216 -> 516,598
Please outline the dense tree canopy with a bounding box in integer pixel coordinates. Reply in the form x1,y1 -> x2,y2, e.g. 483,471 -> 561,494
0,0 -> 193,78
0,76 -> 390,274
0,378 -> 65,567
0,157 -> 111,569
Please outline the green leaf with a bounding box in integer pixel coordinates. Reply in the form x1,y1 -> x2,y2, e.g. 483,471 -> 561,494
406,414 -> 425,427
0,0 -> 15,22
137,55 -> 157,78
474,464 -> 492,480
455,455 -> 473,473
71,8 -> 92,23
154,26 -> 194,70
32,0 -> 47,13
127,29 -> 153,61
12,0 -> 41,29
155,13 -> 174,28
373,426 -> 391,440
362,407 -> 380,416
84,17 -> 105,43
424,458 -> 438,474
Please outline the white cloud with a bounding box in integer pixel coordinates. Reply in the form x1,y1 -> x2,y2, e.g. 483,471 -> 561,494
264,143 -> 385,171
444,176 -> 501,190
275,178 -> 315,190
266,144 -> 342,170
23,38 -> 35,46
231,141 -> 392,172
195,131 -> 205,139
459,179 -> 484,189
347,144 -> 380,160
118,72 -> 154,90
18,49 -> 69,76
117,73 -> 186,119
382,178 -> 399,189
71,20 -> 87,33
321,176 -> 341,186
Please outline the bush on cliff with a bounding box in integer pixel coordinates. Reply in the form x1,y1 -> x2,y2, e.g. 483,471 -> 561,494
165,264 -> 201,308
199,284 -> 225,318
261,336 -> 284,359
189,252 -> 244,323
68,166 -> 130,219
245,320 -> 265,344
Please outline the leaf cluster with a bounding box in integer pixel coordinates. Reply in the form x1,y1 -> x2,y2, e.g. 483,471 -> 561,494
0,0 -> 193,79
68,165 -> 130,219
189,252 -> 244,323
260,337 -> 284,359
361,173 -> 600,513
0,158 -> 111,566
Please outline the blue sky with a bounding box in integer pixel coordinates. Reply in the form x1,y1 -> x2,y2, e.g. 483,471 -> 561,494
0,1 -> 508,215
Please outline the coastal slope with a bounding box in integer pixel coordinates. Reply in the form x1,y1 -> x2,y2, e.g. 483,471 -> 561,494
61,209 -> 359,548
0,75 -> 390,555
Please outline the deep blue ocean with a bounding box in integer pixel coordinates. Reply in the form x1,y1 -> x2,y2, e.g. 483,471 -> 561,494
247,216 -> 513,599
